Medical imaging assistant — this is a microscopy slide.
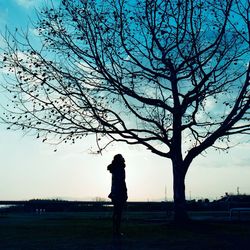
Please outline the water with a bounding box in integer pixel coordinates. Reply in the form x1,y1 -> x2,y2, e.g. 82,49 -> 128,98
0,205 -> 15,209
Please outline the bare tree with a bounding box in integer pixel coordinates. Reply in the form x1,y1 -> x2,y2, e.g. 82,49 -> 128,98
1,0 -> 249,221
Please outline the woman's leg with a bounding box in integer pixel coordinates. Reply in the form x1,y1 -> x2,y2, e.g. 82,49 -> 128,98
113,201 -> 123,235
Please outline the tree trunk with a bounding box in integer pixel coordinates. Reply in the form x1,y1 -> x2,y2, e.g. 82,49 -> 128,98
172,162 -> 189,222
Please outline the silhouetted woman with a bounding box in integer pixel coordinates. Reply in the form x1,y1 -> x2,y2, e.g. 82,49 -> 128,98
108,154 -> 127,236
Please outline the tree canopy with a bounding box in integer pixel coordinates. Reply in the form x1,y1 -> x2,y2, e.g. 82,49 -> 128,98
1,0 -> 249,156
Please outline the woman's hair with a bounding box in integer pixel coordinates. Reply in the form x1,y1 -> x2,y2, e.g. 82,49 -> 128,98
113,154 -> 124,163
107,154 -> 125,173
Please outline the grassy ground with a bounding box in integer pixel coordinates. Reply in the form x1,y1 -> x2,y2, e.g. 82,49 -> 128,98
0,211 -> 250,249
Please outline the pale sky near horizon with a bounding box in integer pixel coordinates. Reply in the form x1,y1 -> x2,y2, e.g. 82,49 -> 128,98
0,0 -> 249,202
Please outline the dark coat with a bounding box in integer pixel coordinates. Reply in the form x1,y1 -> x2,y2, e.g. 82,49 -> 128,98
108,164 -> 127,203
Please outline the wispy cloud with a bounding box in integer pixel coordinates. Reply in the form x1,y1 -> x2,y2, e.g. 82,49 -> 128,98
235,157 -> 250,168
15,0 -> 42,8
0,8 -> 8,27
196,141 -> 250,169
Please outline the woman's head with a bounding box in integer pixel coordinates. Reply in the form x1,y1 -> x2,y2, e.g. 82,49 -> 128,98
107,154 -> 125,172
113,154 -> 125,164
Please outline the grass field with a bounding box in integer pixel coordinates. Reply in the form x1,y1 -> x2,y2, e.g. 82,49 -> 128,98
0,211 -> 250,249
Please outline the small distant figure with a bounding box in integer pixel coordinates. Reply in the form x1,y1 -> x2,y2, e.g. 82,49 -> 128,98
108,154 -> 128,237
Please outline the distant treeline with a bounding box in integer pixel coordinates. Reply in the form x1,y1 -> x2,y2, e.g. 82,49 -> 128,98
1,195 -> 250,213
1,200 -> 171,213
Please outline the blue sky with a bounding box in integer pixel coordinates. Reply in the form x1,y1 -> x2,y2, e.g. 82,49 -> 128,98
0,0 -> 250,202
